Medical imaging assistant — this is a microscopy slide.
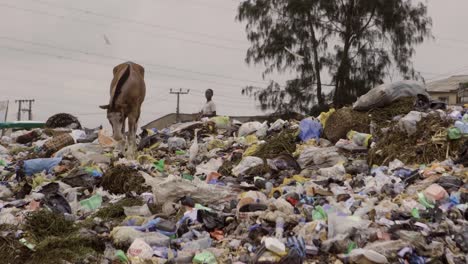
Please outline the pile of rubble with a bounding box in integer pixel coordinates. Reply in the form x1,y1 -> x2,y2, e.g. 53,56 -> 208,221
0,86 -> 467,264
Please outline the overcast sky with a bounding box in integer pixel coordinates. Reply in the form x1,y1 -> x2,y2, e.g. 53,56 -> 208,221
0,0 -> 467,128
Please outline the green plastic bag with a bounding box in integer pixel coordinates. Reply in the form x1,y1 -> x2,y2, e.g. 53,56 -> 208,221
80,194 -> 103,211
411,208 -> 420,219
447,127 -> 462,140
418,193 -> 434,209
182,174 -> 194,181
0,160 -> 6,166
193,251 -> 218,264
312,206 -> 327,220
115,250 -> 129,263
154,159 -> 165,172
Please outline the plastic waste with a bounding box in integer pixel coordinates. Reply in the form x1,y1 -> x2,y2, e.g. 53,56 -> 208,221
127,238 -> 154,259
195,158 -> 223,176
193,251 -> 218,264
353,81 -> 428,111
232,156 -> 264,177
210,116 -> 230,129
299,118 -> 322,142
111,226 -> 170,247
263,237 -> 286,255
398,111 -> 427,136
318,108 -> 335,128
275,217 -> 284,239
123,204 -> 152,217
423,184 -> 448,203
168,137 -> 187,150
348,248 -> 388,264
98,129 -> 116,147
297,146 -> 346,169
23,157 -> 62,176
347,130 -> 372,147
269,119 -> 287,131
79,194 -> 102,211
327,211 -> 370,239
256,121 -> 269,138
448,127 -> 462,140
238,121 -> 262,137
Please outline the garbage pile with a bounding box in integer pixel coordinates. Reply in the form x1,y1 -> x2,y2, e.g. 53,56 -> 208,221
0,90 -> 467,264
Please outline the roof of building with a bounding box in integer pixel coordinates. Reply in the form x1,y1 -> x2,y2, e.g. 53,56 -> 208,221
427,75 -> 468,93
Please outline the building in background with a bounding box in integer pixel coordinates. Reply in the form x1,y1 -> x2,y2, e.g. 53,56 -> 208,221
427,75 -> 468,105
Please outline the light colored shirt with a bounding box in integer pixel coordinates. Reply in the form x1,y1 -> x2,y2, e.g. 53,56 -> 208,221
201,101 -> 216,115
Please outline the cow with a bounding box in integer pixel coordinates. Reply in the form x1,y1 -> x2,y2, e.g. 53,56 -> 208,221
99,61 -> 146,158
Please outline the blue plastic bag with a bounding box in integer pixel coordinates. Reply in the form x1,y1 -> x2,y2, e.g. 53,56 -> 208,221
299,119 -> 322,142
24,157 -> 62,176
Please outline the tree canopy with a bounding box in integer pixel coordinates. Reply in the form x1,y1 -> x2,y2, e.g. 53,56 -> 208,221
237,0 -> 432,113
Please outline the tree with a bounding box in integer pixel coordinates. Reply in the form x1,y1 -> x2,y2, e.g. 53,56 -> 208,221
237,0 -> 331,113
237,0 -> 432,111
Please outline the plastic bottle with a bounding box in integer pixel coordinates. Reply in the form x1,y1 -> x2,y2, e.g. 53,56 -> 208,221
275,217 -> 285,239
265,182 -> 273,195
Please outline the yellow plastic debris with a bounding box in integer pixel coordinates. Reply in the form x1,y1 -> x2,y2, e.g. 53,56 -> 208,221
318,108 -> 335,128
243,144 -> 259,157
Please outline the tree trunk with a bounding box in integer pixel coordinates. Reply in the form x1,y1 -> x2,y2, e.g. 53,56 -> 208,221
333,0 -> 355,107
308,14 -> 324,106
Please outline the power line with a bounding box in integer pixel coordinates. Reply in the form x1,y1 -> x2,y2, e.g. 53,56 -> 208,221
0,2 -> 245,52
0,36 -> 266,85
0,44 -> 254,89
27,0 -> 245,44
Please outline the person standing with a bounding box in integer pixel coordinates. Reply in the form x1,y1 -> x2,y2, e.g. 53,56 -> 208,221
200,89 -> 217,118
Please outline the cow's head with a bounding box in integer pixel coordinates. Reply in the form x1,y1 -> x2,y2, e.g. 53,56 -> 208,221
99,104 -> 124,141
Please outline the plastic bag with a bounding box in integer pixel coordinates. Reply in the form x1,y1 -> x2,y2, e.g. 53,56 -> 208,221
398,111 -> 427,136
353,81 -> 428,111
210,116 -> 230,129
327,211 -> 370,239
348,249 -> 388,264
23,157 -> 62,176
232,156 -> 264,176
346,130 -> 372,147
318,108 -> 336,128
127,238 -> 154,260
193,251 -> 218,264
269,119 -> 287,131
299,118 -> 322,142
98,129 -> 116,147
297,147 -> 346,169
195,158 -> 223,176
455,121 -> 468,134
238,122 -> 262,137
79,194 -> 102,211
256,122 -> 269,138
111,226 -> 170,247
168,137 -> 187,150
448,127 -> 462,140
142,173 -> 236,206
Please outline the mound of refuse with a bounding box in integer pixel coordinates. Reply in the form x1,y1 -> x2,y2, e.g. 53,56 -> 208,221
324,107 -> 370,142
0,91 -> 467,264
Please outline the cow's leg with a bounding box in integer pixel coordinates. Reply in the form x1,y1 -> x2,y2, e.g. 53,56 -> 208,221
117,115 -> 127,154
126,113 -> 137,160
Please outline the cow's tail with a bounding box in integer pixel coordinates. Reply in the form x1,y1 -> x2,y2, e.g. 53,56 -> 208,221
111,63 -> 131,108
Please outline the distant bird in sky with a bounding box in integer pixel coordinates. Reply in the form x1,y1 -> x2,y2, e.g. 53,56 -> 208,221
103,34 -> 111,45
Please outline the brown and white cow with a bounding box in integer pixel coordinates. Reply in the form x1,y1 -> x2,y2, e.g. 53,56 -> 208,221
100,61 -> 146,158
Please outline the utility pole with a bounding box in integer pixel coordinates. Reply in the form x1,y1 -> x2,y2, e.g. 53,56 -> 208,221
170,88 -> 190,123
15,99 -> 35,121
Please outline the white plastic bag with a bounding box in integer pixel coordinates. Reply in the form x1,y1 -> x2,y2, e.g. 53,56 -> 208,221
353,81 -> 428,111
255,122 -> 269,138
127,238 -> 154,259
195,158 -> 223,176
269,119 -> 287,132
238,122 -> 262,137
232,156 -> 264,176
297,147 -> 346,169
168,137 -> 187,150
398,111 -> 427,136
